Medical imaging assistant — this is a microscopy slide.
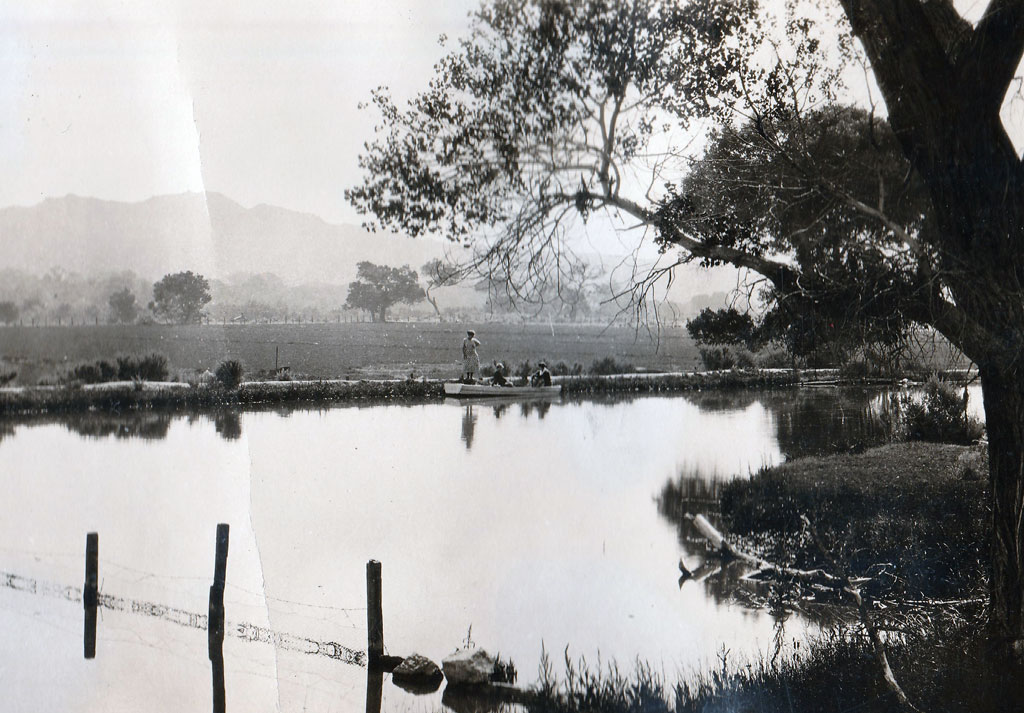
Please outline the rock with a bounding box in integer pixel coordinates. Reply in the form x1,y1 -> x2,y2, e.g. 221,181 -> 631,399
442,647 -> 495,686
391,653 -> 443,692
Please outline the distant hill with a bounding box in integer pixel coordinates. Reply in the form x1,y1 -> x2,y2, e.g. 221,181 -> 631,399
0,192 -> 453,285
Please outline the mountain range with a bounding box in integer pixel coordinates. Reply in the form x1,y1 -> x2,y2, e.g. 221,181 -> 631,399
0,192 -> 450,285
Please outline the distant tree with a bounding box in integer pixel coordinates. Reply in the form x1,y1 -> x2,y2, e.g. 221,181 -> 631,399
108,287 -> 139,324
344,262 -> 425,323
421,259 -> 460,319
0,301 -> 18,325
149,271 -> 212,324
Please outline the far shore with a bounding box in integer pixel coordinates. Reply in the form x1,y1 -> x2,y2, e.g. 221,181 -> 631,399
0,368 -> 977,418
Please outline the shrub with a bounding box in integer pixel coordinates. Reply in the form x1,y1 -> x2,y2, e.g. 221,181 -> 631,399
116,353 -> 169,381
136,353 -> 169,381
588,356 -> 635,375
698,346 -> 755,371
0,369 -> 17,386
551,360 -> 583,376
96,360 -> 118,381
66,359 -> 119,384
754,348 -> 792,369
68,363 -> 104,384
215,359 -> 245,389
900,375 -> 984,444
513,360 -> 534,378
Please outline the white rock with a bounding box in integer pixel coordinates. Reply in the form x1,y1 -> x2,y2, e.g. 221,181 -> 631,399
441,647 -> 494,686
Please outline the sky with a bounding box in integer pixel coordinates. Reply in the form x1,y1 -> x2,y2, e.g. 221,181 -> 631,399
0,0 -> 480,224
1,1 -> 1018,246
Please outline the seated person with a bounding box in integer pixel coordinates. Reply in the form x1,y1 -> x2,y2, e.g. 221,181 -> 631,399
530,362 -> 552,387
490,363 -> 511,387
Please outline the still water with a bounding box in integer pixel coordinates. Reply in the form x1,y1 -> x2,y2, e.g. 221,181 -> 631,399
0,387 -> 982,712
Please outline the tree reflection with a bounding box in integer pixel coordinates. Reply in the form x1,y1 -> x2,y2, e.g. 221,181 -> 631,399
63,412 -> 172,440
212,411 -> 242,441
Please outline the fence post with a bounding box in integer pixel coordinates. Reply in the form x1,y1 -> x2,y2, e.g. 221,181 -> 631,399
209,524 -> 229,713
84,533 -> 98,659
208,524 -> 229,656
366,560 -> 383,667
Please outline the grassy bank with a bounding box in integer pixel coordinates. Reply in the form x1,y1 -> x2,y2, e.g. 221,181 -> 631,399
0,379 -> 443,416
524,441 -> 1005,713
0,370 -> 803,417
720,441 -> 989,598
523,613 -> 1024,713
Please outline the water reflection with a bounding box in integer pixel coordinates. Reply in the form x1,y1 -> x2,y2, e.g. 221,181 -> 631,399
64,412 -> 173,440
4,386 -> 958,713
212,411 -> 243,441
461,406 -> 478,449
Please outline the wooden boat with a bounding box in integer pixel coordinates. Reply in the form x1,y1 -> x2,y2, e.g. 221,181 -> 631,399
443,381 -> 562,397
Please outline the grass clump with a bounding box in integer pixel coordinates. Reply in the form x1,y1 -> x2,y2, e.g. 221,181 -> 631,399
215,359 -> 245,389
116,353 -> 169,381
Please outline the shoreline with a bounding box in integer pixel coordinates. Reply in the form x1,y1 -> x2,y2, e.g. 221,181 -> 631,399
0,368 -> 945,418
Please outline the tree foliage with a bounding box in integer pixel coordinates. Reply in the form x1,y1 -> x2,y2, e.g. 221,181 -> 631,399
344,262 -> 425,322
149,271 -> 212,324
350,0 -> 1024,648
348,0 -> 763,297
686,308 -> 756,349
108,287 -> 138,324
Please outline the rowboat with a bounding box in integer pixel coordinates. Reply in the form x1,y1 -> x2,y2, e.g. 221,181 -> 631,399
443,382 -> 562,397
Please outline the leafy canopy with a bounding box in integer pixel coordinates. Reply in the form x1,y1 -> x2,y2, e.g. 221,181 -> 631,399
348,0 -> 762,291
344,262 -> 426,322
149,271 -> 211,324
349,0 -> 936,356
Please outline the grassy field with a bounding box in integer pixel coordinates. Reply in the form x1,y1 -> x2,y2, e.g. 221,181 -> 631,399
0,322 -> 701,385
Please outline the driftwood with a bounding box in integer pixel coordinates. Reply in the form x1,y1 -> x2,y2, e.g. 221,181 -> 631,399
683,513 -> 870,590
684,512 -> 923,713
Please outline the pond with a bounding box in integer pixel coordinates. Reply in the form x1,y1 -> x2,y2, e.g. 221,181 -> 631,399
0,385 -> 983,712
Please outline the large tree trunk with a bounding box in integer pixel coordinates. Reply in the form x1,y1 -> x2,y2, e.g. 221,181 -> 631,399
834,0 -> 1024,651
981,364 -> 1024,652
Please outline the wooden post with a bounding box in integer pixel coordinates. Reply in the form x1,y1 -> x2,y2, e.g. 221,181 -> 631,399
208,524 -> 229,713
208,524 -> 229,657
365,668 -> 383,713
84,533 -> 98,659
366,560 -> 383,667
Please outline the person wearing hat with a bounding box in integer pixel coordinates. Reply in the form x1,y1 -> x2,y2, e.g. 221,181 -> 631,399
490,362 -> 511,387
531,361 -> 552,387
462,329 -> 481,382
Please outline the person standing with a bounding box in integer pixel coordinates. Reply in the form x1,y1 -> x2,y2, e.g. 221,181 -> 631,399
462,329 -> 481,382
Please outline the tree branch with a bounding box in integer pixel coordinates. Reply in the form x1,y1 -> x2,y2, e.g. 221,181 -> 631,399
957,0 -> 1024,113
591,192 -> 804,292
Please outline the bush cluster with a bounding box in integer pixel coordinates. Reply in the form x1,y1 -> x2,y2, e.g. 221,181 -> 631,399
214,359 -> 245,389
899,375 -> 984,444
65,353 -> 169,384
588,356 -> 635,375
698,346 -> 756,370
117,353 -> 169,381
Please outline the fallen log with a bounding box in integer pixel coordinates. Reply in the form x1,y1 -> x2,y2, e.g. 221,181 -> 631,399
684,513 -> 870,589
